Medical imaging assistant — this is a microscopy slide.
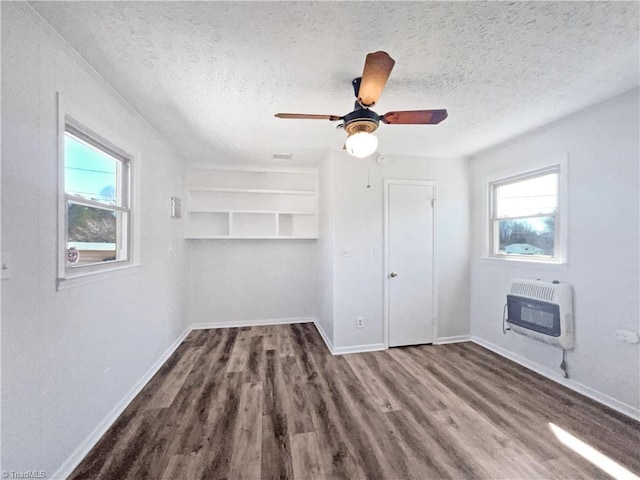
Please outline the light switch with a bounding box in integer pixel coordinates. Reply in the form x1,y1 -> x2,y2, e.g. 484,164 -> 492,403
373,247 -> 381,258
342,247 -> 351,257
170,196 -> 182,219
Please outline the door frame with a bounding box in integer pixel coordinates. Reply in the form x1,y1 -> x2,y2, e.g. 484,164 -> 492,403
383,179 -> 438,348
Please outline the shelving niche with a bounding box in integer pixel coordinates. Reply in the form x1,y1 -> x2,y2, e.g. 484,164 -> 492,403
185,166 -> 318,239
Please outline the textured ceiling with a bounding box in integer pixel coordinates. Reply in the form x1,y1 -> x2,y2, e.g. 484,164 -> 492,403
31,1 -> 639,165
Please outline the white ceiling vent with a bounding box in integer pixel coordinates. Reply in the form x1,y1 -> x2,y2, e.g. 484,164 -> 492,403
272,153 -> 293,160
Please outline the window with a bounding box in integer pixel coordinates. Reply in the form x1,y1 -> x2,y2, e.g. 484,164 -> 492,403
489,165 -> 563,262
61,120 -> 132,277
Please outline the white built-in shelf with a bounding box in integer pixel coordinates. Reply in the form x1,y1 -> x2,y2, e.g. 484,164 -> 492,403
185,166 -> 318,240
189,209 -> 315,215
189,187 -> 316,195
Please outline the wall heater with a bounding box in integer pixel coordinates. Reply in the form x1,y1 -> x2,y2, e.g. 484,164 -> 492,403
505,279 -> 574,350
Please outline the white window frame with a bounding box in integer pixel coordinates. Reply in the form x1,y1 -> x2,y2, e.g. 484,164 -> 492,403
488,159 -> 567,264
57,94 -> 140,289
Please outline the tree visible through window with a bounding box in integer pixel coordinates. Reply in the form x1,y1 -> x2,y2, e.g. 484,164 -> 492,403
64,124 -> 130,269
490,167 -> 561,261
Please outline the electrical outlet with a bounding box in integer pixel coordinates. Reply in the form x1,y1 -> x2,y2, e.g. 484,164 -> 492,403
356,316 -> 364,329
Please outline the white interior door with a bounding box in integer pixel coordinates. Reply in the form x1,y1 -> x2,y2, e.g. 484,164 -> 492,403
386,181 -> 435,347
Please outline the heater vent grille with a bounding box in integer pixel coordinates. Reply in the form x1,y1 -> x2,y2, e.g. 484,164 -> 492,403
511,281 -> 555,302
506,278 -> 574,350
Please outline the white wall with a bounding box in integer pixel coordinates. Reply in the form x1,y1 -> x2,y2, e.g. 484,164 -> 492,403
187,240 -> 316,325
315,151 -> 335,344
323,151 -> 470,349
1,3 -> 187,474
469,89 -> 640,417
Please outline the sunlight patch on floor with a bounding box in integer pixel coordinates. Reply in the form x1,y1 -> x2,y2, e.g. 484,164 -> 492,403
548,422 -> 639,480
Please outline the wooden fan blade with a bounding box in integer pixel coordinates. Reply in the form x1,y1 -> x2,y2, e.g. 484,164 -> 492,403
358,51 -> 396,107
381,109 -> 448,125
274,113 -> 342,121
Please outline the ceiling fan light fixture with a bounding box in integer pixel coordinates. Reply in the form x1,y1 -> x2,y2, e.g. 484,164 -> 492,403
274,52 -> 448,155
345,132 -> 378,158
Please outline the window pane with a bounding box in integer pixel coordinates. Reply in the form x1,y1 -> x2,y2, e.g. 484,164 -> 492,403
498,216 -> 555,256
67,202 -> 124,266
65,133 -> 118,204
496,173 -> 557,218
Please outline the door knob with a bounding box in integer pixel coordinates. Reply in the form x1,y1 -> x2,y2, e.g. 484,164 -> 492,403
389,272 -> 398,278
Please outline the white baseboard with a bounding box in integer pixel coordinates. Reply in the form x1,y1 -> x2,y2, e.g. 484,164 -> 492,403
51,327 -> 191,480
313,319 -> 334,353
471,336 -> 640,421
332,343 -> 386,355
191,316 -> 313,330
436,335 -> 471,345
312,319 -> 385,355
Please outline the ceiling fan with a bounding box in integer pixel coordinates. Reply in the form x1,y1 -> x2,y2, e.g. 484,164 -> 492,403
274,51 -> 448,158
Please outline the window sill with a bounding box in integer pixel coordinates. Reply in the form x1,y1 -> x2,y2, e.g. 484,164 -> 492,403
56,263 -> 142,291
480,256 -> 568,270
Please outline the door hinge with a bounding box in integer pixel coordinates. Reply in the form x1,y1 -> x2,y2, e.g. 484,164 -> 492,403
431,198 -> 436,207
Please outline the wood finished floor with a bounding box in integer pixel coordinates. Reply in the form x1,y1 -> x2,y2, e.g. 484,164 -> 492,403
70,323 -> 640,479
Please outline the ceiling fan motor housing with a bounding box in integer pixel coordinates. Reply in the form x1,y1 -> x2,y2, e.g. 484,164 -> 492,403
343,108 -> 380,135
